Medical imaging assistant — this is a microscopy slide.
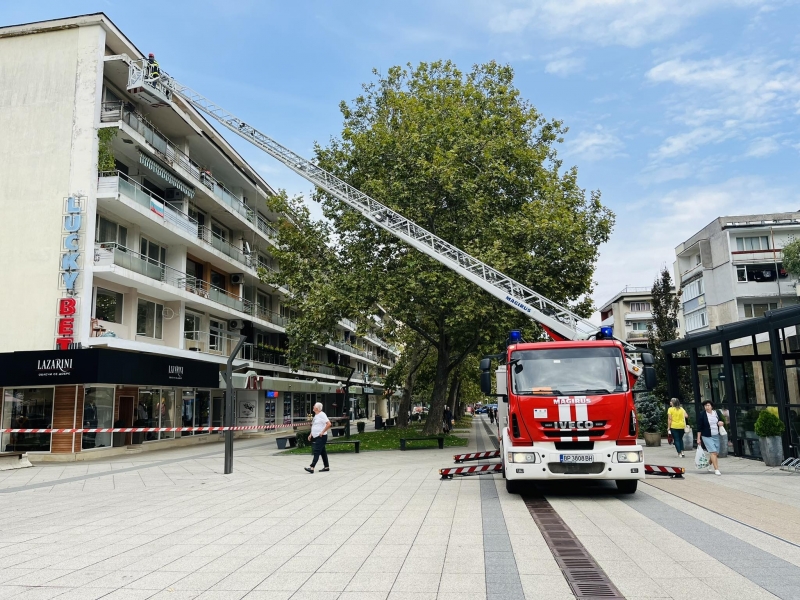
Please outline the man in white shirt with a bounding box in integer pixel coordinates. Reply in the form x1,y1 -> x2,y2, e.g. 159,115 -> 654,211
305,402 -> 331,473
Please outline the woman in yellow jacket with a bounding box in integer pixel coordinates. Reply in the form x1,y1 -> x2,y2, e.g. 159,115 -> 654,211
667,398 -> 689,458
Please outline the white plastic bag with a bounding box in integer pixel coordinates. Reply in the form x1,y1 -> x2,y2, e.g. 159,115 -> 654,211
718,424 -> 727,436
695,447 -> 709,470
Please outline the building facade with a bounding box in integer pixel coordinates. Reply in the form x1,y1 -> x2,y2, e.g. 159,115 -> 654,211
673,213 -> 799,336
598,286 -> 681,349
0,14 -> 398,459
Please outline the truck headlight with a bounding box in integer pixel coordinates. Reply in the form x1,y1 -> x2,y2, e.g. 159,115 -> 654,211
616,451 -> 642,463
508,452 -> 539,463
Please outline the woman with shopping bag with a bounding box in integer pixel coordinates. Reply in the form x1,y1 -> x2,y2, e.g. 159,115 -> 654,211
696,400 -> 726,475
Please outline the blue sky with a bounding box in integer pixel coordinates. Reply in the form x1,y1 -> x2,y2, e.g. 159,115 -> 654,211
4,1 -> 800,316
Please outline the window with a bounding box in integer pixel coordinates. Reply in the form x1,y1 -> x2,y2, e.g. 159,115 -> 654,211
210,270 -> 226,291
137,299 -> 163,339
137,388 -> 176,441
736,236 -> 770,251
685,310 -> 708,332
184,311 -> 202,341
210,319 -> 226,353
96,215 -> 127,248
682,278 -> 704,301
211,221 -> 228,242
188,204 -> 206,227
737,265 -> 747,282
744,303 -> 778,318
1,388 -> 54,452
140,237 -> 166,266
82,387 -> 114,450
629,301 -> 651,312
631,321 -> 651,331
95,288 -> 123,323
695,254 -> 701,265
257,292 -> 271,313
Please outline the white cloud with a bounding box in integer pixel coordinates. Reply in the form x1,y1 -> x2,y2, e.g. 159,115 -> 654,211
564,126 -> 625,161
646,54 -> 800,160
592,176 -> 800,308
544,48 -> 584,76
479,0 -> 772,48
745,136 -> 782,157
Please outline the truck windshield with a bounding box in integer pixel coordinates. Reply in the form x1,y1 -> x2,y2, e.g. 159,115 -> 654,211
510,347 -> 628,395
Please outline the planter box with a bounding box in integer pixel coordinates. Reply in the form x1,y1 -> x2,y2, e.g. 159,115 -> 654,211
758,435 -> 784,467
643,432 -> 662,447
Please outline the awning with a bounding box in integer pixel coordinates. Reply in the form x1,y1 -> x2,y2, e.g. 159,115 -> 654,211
139,152 -> 195,198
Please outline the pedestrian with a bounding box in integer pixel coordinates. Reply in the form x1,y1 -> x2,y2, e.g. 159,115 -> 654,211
304,402 -> 331,473
697,400 -> 726,475
488,406 -> 495,424
493,407 -> 498,423
667,398 -> 688,457
443,405 -> 453,434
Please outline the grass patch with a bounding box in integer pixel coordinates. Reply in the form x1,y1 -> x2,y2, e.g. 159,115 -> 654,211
281,423 -> 469,454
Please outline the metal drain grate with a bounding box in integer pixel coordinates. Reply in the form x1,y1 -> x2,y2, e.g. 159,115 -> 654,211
523,495 -> 625,600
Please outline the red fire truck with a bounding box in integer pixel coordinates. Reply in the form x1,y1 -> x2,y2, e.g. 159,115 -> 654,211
481,332 -> 655,494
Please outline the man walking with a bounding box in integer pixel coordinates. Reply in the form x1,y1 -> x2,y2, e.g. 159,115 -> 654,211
305,402 -> 331,473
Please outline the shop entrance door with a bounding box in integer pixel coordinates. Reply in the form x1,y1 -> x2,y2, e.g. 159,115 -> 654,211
115,396 -> 134,447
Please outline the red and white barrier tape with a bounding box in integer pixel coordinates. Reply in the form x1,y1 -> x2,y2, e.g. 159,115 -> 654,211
1,423 -> 299,434
453,450 -> 501,463
439,463 -> 503,478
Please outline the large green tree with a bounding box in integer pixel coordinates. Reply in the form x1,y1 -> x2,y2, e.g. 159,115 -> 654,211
647,267 -> 685,404
267,61 -> 614,434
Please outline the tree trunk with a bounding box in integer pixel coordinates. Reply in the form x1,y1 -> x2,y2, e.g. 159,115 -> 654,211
424,344 -> 451,435
397,341 -> 428,428
447,372 -> 461,425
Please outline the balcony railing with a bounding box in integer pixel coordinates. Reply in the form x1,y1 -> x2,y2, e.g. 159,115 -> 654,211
239,344 -> 289,365
626,331 -> 650,340
95,243 -> 250,315
101,102 -> 279,235
185,330 -> 241,357
254,305 -> 291,328
100,172 -> 254,269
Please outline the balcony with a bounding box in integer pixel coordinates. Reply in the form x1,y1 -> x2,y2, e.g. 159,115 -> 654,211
732,248 -> 784,263
184,330 -> 241,357
99,172 -> 253,270
626,331 -> 650,341
95,243 -> 250,316
101,102 -> 278,237
240,344 -> 289,366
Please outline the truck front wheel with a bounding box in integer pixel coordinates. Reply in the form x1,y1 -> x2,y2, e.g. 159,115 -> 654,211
615,480 -> 638,494
506,478 -> 522,494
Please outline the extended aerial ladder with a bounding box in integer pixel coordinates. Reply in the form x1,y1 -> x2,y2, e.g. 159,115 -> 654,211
126,59 -> 615,347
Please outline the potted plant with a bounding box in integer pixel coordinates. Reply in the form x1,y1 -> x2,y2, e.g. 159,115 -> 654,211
754,409 -> 784,466
636,392 -> 664,447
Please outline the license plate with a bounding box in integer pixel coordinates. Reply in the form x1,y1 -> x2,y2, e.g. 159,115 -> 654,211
560,454 -> 593,463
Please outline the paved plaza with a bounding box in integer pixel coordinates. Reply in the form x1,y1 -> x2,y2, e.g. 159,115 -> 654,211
1,417 -> 800,600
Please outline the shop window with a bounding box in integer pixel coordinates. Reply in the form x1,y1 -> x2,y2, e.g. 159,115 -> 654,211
137,388 -> 176,441
1,388 -> 54,452
137,299 -> 164,339
82,387 -> 114,450
96,215 -> 128,248
95,288 -> 123,323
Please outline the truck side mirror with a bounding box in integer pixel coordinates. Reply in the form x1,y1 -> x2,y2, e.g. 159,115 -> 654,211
480,371 -> 493,395
479,358 -> 491,371
641,352 -> 654,366
644,366 -> 656,391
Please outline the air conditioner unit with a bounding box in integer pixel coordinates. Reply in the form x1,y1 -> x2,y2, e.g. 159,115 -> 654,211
165,188 -> 184,201
230,273 -> 245,285
229,319 -> 244,330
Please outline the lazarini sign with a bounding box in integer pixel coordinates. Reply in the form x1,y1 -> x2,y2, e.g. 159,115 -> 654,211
56,196 -> 83,350
37,357 -> 74,378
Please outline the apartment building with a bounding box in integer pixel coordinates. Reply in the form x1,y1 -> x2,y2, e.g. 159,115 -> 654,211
598,286 -> 681,348
0,14 -> 398,459
673,213 -> 799,336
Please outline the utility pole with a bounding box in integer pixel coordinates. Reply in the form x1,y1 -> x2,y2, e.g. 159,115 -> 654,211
220,334 -> 247,475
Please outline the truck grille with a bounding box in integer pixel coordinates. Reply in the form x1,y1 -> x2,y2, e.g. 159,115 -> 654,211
543,430 -> 606,438
548,462 -> 605,475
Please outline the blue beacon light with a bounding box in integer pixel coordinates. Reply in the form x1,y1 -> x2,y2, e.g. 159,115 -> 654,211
509,330 -> 522,343
600,326 -> 613,338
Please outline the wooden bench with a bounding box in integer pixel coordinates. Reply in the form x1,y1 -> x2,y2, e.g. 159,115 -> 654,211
328,440 -> 360,453
331,427 -> 346,438
275,436 -> 297,450
400,436 -> 444,451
